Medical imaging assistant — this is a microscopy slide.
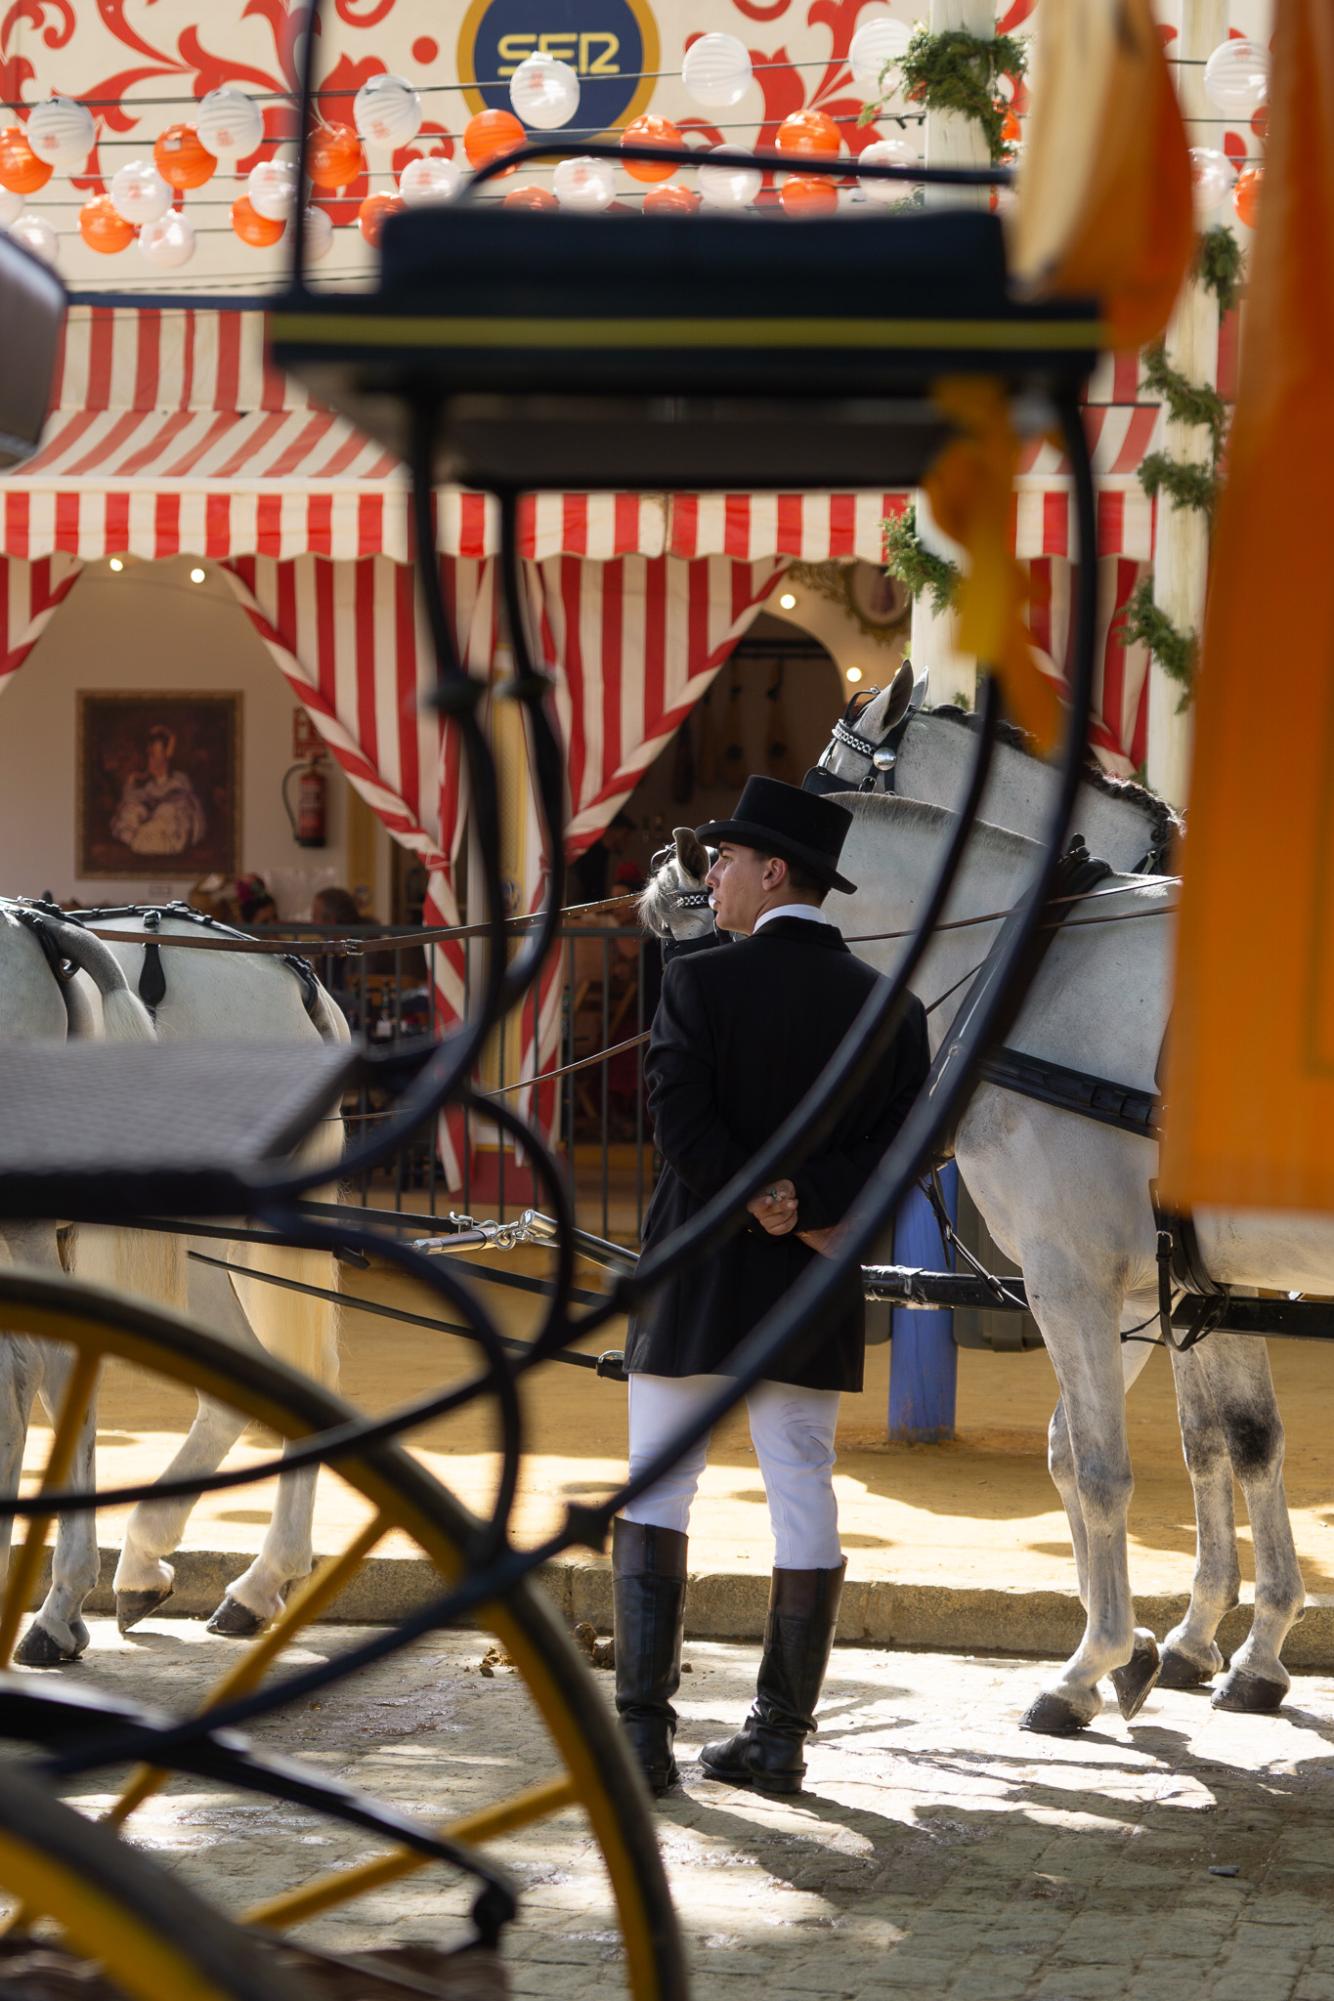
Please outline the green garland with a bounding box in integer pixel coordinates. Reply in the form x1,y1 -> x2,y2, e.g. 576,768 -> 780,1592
1137,450 -> 1219,519
1197,223 -> 1245,315
884,502 -> 959,615
1120,579 -> 1197,709
1140,342 -> 1227,455
858,26 -> 1028,164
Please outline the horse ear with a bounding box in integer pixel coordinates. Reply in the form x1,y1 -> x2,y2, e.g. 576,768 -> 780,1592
673,825 -> 710,879
877,657 -> 919,733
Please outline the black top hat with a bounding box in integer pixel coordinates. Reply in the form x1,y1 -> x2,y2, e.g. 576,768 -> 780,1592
697,775 -> 857,897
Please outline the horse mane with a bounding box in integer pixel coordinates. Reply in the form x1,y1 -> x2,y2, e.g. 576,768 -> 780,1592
844,789 -> 1043,870
923,703 -> 1182,851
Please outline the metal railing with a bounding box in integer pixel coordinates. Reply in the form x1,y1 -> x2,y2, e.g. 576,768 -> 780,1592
254,918 -> 658,1246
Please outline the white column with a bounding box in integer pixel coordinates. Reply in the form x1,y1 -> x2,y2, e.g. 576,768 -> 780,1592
910,0 -> 994,708
1146,0 -> 1227,805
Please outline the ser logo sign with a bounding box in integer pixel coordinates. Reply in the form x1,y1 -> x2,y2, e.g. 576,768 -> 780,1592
458,0 -> 660,138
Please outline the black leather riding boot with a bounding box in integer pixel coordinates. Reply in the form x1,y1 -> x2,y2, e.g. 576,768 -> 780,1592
699,1561 -> 845,1795
612,1518 -> 688,1797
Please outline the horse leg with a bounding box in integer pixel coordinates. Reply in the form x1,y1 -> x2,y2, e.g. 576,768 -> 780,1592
1048,1334 -> 1159,1614
16,1343 -> 100,1666
1196,1336 -> 1304,1713
1022,1266 -> 1152,1735
1158,1340 -> 1241,1689
0,1336 -> 41,1617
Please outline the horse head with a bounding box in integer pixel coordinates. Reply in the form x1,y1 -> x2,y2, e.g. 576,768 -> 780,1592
639,827 -> 717,941
803,656 -> 928,796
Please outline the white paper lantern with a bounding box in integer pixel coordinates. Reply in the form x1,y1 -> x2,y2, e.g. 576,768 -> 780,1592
1188,146 -> 1237,218
10,212 -> 57,264
138,210 -> 195,268
553,155 -> 616,211
849,16 -> 913,95
302,204 -> 334,261
195,87 -> 264,160
1203,38 -> 1268,116
682,34 -> 753,111
248,157 -> 297,221
27,96 -> 94,172
398,155 -> 461,205
354,74 -> 422,148
857,136 -> 920,203
0,188 -> 23,227
697,146 -> 762,209
508,54 -> 581,131
109,159 -> 172,225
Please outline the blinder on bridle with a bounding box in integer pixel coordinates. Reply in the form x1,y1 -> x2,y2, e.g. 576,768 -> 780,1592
802,686 -> 909,798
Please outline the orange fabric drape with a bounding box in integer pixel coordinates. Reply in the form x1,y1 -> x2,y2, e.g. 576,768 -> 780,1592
1160,0 -> 1334,1212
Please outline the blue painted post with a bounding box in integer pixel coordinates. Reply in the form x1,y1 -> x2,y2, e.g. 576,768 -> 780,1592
888,1162 -> 958,1441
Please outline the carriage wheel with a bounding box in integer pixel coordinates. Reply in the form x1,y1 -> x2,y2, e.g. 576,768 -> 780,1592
0,1266 -> 686,2001
0,1763 -> 308,1999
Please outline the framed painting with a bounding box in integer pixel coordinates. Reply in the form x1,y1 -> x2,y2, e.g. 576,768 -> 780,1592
77,692 -> 241,879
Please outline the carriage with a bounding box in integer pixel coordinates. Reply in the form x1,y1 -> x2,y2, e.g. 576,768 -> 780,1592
0,5 -> 1314,1994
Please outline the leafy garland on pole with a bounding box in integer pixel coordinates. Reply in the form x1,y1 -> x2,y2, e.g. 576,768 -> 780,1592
858,26 -> 1028,164
869,26 -> 1025,599
884,502 -> 959,615
1120,226 -> 1244,706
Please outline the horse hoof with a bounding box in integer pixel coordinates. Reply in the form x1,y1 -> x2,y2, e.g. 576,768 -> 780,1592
1212,1668 -> 1288,1714
1158,1646 -> 1219,1691
1111,1631 -> 1161,1721
14,1622 -> 85,1668
1021,1691 -> 1091,1736
116,1587 -> 173,1634
207,1595 -> 267,1638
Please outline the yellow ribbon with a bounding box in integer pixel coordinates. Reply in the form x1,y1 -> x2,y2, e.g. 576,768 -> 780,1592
923,376 -> 1063,752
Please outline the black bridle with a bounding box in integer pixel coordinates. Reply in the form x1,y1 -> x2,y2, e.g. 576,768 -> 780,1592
803,687 -> 911,797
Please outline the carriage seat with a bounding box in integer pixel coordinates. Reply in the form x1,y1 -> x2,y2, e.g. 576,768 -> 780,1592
270,206 -> 1104,493
0,1041 -> 359,1222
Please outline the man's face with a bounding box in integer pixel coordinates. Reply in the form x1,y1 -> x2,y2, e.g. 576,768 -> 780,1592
706,842 -> 779,935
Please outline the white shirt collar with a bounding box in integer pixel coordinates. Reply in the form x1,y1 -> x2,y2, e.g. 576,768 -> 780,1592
752,902 -> 834,933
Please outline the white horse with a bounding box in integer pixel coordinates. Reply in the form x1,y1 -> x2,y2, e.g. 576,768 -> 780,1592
641,786 -> 1309,1729
0,902 -> 348,1661
68,911 -> 349,1644
0,899 -> 156,1665
807,669 -> 1299,1709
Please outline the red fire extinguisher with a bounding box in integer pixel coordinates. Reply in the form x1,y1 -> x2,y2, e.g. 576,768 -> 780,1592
283,754 -> 328,848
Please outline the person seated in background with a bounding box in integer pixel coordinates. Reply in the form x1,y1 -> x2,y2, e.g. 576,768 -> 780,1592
234,873 -> 279,927
571,811 -> 638,906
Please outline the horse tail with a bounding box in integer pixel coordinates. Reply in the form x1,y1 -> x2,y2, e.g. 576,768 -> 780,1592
46,919 -> 155,1044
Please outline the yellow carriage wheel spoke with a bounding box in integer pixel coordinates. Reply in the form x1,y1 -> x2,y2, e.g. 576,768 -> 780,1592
243,1774 -> 580,1930
0,1274 -> 686,2001
0,1350 -> 100,1671
106,1513 -> 390,1830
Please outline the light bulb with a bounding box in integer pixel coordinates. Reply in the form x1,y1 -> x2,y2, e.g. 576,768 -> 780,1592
108,557 -> 124,572
189,566 -> 206,583
846,666 -> 863,683
779,592 -> 797,610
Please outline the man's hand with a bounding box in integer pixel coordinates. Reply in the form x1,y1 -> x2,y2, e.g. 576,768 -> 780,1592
797,1224 -> 847,1259
747,1178 -> 798,1236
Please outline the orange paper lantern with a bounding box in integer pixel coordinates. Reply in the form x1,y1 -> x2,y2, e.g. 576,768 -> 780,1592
0,126 -> 52,195
780,174 -> 838,216
643,184 -> 701,214
79,194 -> 134,254
1233,164 -> 1263,228
231,194 -> 285,247
464,109 -> 526,175
358,191 -> 403,244
308,123 -> 363,190
503,185 -> 558,210
775,109 -> 840,159
154,123 -> 217,191
1000,107 -> 1021,148
621,113 -> 685,184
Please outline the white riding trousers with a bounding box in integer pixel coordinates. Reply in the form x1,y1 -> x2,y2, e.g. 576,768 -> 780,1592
621,1372 -> 843,1570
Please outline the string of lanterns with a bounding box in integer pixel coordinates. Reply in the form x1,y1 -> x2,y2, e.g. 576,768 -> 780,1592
0,24 -> 1268,269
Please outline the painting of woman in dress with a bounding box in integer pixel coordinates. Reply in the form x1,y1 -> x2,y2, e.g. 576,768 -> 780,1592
78,692 -> 240,878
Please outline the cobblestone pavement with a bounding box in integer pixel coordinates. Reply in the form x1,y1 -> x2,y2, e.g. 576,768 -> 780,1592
22,1619 -> 1334,2001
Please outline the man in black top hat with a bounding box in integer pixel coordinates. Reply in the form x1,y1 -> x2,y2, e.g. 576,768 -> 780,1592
612,775 -> 929,1799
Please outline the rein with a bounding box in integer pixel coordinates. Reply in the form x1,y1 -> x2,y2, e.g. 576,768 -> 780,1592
844,877 -> 1179,948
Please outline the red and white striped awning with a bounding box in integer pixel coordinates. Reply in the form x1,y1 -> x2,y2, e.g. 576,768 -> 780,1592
3,307 -> 1160,566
